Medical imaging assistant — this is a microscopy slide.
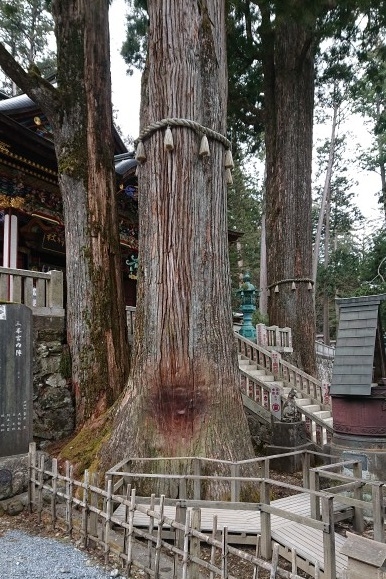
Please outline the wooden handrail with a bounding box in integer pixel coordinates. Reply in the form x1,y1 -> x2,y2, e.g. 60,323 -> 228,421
236,333 -> 324,404
0,266 -> 64,314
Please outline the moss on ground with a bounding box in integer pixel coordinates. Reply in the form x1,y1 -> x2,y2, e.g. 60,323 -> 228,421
58,410 -> 113,480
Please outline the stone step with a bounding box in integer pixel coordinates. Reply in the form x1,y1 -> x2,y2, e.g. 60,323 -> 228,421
241,367 -> 267,377
249,373 -> 275,382
271,381 -> 284,389
300,404 -> 321,414
296,398 -> 312,407
238,362 -> 264,372
313,410 -> 332,420
324,417 -> 334,426
238,358 -> 254,367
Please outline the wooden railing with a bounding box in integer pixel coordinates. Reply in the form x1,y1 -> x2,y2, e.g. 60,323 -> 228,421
237,333 -> 324,403
125,305 -> 136,341
107,450 -> 333,502
236,333 -> 333,446
105,450 -> 343,578
309,459 -> 385,543
256,323 -> 293,352
29,444 -> 323,579
315,341 -> 335,360
0,266 -> 64,316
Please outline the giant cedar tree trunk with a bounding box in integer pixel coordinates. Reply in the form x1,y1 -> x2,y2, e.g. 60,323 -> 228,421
261,7 -> 317,375
102,0 -> 254,466
0,1 -> 130,424
50,0 -> 129,422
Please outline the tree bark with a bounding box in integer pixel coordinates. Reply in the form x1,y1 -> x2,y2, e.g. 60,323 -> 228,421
313,103 -> 338,285
102,0 -> 254,468
260,4 -> 317,375
0,0 -> 130,423
323,195 -> 331,344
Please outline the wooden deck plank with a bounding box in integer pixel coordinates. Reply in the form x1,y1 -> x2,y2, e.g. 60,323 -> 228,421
272,524 -> 347,572
114,493 -> 349,574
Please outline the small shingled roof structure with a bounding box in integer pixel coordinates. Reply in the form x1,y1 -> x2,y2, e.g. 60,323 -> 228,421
330,294 -> 386,396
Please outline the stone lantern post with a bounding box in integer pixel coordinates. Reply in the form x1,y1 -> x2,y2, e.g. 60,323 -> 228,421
236,272 -> 257,340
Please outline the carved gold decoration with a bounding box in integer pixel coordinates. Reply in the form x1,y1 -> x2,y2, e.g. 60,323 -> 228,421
0,148 -> 56,176
0,194 -> 25,209
0,141 -> 10,153
0,158 -> 57,185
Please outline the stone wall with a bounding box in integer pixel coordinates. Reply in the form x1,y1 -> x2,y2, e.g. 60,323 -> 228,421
316,354 -> 333,383
32,315 -> 75,445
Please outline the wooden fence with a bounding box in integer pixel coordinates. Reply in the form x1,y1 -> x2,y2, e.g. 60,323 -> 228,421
256,323 -> 293,353
105,451 -> 351,578
309,460 -> 385,543
0,266 -> 64,316
28,444 -> 345,579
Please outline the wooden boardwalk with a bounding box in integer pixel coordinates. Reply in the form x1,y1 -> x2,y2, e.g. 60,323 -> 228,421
115,493 -> 348,576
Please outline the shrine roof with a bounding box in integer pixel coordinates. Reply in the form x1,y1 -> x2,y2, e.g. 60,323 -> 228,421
331,294 -> 386,396
115,155 -> 137,177
0,93 -> 37,113
0,90 -> 127,154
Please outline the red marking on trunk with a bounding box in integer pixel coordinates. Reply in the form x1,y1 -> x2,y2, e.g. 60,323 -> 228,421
149,386 -> 207,439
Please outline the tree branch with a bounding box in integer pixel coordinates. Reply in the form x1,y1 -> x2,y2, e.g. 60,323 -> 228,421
0,42 -> 59,121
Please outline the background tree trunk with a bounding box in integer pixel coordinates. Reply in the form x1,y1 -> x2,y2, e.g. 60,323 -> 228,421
0,0 -> 131,424
102,0 -> 254,468
50,0 -> 129,422
261,7 -> 317,375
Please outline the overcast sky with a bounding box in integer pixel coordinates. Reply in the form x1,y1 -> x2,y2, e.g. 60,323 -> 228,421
110,0 -> 141,140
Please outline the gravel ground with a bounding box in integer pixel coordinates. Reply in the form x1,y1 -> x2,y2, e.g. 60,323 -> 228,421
0,529 -> 118,579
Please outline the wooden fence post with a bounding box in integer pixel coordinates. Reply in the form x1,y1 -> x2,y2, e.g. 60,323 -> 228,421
126,488 -> 136,577
230,463 -> 240,502
193,458 -> 201,500
104,477 -> 112,565
190,508 -> 201,579
154,494 -> 165,577
81,469 -> 89,547
65,461 -> 73,537
209,515 -> 218,579
37,454 -> 45,524
181,510 -> 190,579
47,270 -> 63,308
88,472 -> 99,548
51,458 -> 58,529
373,482 -> 385,543
321,495 -> 336,579
309,469 -> 320,521
260,480 -> 272,560
147,494 -> 156,577
221,526 -> 229,579
175,502 -> 187,550
352,461 -> 364,534
28,442 -> 36,513
179,476 -> 187,500
302,452 -> 310,489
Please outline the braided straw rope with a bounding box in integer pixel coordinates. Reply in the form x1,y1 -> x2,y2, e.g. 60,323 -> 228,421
267,278 -> 314,290
135,117 -> 231,149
